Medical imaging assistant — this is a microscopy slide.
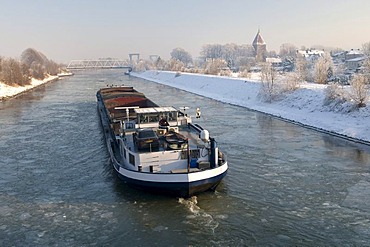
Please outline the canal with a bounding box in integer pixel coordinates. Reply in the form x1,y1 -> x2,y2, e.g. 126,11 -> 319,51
1,70 -> 370,246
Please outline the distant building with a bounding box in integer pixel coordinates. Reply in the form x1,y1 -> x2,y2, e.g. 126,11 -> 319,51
297,49 -> 325,58
345,49 -> 363,60
346,56 -> 367,72
266,57 -> 282,67
266,57 -> 286,71
331,51 -> 347,64
252,29 -> 267,62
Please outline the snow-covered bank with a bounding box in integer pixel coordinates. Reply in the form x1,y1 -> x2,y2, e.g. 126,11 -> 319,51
132,70 -> 370,144
0,75 -> 60,100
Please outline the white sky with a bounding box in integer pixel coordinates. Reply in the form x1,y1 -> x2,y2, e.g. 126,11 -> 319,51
1,0 -> 370,63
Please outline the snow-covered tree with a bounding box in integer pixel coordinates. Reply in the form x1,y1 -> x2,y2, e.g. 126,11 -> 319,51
360,42 -> 370,84
201,44 -> 223,60
203,58 -> 227,75
221,43 -> 238,65
350,74 -> 368,107
362,59 -> 370,84
295,54 -> 309,81
314,53 -> 334,84
30,62 -> 45,80
166,59 -> 185,72
21,48 -> 62,78
200,43 -> 255,69
361,41 -> 370,56
154,57 -> 166,70
45,60 -> 60,75
279,43 -> 297,59
323,83 -> 345,106
283,72 -> 300,92
259,62 -> 278,102
132,60 -> 155,72
266,50 -> 277,58
170,48 -> 193,65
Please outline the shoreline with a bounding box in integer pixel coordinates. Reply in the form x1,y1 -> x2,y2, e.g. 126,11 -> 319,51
0,73 -> 73,102
131,70 -> 370,146
0,77 -> 59,101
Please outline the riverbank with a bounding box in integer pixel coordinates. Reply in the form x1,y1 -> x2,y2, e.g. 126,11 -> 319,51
131,70 -> 370,144
0,73 -> 73,101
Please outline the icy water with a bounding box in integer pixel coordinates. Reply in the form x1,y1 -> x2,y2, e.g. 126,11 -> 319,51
1,70 -> 370,246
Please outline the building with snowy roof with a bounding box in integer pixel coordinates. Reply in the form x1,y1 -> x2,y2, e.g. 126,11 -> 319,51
346,56 -> 367,72
345,49 -> 364,61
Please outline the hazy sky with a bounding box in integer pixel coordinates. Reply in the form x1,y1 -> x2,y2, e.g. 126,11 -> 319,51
1,0 -> 370,63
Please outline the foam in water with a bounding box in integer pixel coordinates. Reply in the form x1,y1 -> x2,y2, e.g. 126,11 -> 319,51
178,196 -> 219,234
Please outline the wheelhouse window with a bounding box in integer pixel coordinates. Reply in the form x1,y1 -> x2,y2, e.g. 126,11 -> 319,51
135,108 -> 178,125
129,153 -> 135,166
181,151 -> 187,159
168,111 -> 177,122
139,114 -> 159,124
180,150 -> 200,160
158,111 -> 178,123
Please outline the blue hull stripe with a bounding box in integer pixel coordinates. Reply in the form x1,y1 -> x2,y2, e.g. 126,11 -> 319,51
116,170 -> 227,197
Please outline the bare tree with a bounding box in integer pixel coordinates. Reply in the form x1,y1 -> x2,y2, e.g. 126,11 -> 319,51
21,48 -> 63,78
221,43 -> 238,66
0,58 -> 30,86
200,43 -> 255,70
21,48 -> 48,68
203,58 -> 227,75
1,48 -> 61,86
201,44 -> 223,60
350,74 -> 368,107
170,48 -> 193,65
165,59 -> 185,72
154,57 -> 166,70
30,62 -> 45,80
45,60 -> 60,75
259,62 -> 278,102
295,54 -> 309,81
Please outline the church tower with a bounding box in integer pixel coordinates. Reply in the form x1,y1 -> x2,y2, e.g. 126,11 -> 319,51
252,29 -> 267,62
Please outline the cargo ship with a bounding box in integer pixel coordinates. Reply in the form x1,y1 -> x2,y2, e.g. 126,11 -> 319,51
97,86 -> 228,197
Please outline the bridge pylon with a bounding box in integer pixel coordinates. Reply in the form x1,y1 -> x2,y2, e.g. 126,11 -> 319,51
129,53 -> 140,65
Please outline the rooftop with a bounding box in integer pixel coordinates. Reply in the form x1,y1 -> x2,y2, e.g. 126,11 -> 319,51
135,107 -> 178,114
252,29 -> 266,46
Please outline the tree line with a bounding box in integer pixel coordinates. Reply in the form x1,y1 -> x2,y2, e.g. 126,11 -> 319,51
0,48 -> 62,86
131,41 -> 369,108
133,42 -> 370,84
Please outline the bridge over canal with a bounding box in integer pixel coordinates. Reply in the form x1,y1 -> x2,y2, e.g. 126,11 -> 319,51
67,59 -> 132,70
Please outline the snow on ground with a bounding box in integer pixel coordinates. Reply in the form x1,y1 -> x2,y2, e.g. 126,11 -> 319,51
132,70 -> 370,143
0,76 -> 58,100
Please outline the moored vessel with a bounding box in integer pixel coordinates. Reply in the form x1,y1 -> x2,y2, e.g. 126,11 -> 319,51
97,86 -> 228,197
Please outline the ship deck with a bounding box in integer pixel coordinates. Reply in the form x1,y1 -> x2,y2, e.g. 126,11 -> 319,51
123,126 -> 206,154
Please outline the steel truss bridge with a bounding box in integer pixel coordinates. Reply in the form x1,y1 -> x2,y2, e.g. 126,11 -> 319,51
67,59 -> 131,70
